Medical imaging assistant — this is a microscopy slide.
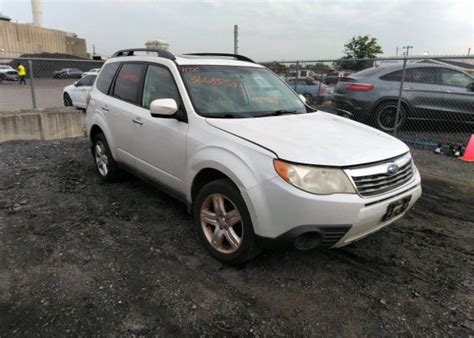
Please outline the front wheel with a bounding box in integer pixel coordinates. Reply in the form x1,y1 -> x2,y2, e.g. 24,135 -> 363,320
375,102 -> 407,132
193,179 -> 261,265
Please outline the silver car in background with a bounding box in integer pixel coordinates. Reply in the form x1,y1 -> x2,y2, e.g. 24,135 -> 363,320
333,64 -> 474,131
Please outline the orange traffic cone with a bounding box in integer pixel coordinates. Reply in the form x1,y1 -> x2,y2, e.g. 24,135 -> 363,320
460,134 -> 474,162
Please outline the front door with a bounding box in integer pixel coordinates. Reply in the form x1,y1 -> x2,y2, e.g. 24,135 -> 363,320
129,64 -> 189,193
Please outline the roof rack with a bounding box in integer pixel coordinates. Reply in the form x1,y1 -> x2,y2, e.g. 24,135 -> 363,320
183,53 -> 255,63
111,48 -> 176,60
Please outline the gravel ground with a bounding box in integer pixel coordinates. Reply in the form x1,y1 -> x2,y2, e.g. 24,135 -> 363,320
0,138 -> 473,336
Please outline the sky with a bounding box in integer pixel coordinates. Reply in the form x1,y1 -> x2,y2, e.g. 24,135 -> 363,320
0,0 -> 473,61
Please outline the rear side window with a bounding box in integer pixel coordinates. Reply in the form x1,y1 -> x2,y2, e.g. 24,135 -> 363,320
142,65 -> 181,109
96,62 -> 120,94
113,63 -> 145,104
77,75 -> 96,87
407,67 -> 441,85
380,70 -> 403,82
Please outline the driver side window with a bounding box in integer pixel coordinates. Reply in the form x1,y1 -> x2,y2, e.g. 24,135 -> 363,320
142,65 -> 181,109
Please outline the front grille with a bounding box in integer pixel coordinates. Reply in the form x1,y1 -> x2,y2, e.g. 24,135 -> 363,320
351,160 -> 414,196
319,226 -> 351,247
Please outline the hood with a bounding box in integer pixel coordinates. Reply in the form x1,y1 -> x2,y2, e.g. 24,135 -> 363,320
206,112 -> 409,167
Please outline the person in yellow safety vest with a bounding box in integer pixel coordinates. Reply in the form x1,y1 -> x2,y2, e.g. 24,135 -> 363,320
18,63 -> 27,85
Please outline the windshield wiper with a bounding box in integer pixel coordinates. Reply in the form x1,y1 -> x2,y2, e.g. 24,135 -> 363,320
255,110 -> 299,117
203,113 -> 246,119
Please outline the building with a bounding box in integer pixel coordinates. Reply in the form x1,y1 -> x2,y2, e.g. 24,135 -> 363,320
0,20 -> 88,59
145,38 -> 170,51
0,0 -> 87,59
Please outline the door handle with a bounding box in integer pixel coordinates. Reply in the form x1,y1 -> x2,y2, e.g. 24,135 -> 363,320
102,106 -> 109,112
132,117 -> 143,125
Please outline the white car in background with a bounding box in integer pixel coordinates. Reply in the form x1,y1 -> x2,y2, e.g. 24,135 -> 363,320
83,68 -> 101,77
63,74 -> 97,110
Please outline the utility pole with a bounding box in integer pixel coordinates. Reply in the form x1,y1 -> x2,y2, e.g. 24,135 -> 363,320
402,45 -> 413,56
234,24 -> 239,54
468,48 -> 471,56
92,44 -> 96,56
396,46 -> 399,56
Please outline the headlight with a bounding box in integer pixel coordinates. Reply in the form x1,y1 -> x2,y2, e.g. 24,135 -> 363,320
274,159 -> 356,195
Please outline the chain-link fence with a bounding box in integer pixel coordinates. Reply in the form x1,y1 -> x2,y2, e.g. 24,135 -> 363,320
263,55 -> 474,151
1,55 -> 473,151
0,57 -> 104,111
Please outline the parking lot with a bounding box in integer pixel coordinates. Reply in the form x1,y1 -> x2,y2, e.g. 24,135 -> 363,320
0,138 -> 472,336
0,79 -> 75,111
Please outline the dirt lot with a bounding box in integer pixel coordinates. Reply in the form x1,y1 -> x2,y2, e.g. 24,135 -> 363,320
0,138 -> 473,336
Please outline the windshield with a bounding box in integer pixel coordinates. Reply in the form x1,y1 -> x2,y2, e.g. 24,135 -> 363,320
179,65 -> 306,118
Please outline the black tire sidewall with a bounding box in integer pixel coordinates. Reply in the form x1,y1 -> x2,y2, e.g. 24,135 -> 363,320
193,179 -> 259,265
92,133 -> 121,182
64,93 -> 71,106
375,102 -> 406,131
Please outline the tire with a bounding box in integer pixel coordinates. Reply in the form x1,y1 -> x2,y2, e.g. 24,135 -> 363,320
374,101 -> 407,132
303,93 -> 313,105
63,93 -> 72,107
193,179 -> 261,265
91,133 -> 123,182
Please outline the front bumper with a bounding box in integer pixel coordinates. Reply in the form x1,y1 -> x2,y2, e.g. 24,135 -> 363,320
245,167 -> 422,248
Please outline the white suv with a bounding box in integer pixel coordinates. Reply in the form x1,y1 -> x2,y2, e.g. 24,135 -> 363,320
86,49 -> 422,264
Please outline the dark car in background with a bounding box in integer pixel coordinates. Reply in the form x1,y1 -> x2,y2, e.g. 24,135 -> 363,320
287,78 -> 333,105
333,64 -> 474,131
53,68 -> 83,79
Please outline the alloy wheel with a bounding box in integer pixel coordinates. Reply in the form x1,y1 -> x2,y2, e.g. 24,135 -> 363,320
94,140 -> 109,176
200,193 -> 243,254
377,105 -> 404,131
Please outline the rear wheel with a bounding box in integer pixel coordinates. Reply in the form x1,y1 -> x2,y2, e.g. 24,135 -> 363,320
193,179 -> 261,265
303,93 -> 313,104
92,133 -> 123,181
63,93 -> 72,106
375,102 -> 407,132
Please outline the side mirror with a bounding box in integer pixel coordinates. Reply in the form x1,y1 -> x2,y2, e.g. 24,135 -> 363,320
299,94 -> 307,103
150,98 -> 178,117
73,81 -> 79,86
467,82 -> 474,92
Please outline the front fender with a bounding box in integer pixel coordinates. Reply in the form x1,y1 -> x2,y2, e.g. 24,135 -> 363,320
186,145 -> 274,198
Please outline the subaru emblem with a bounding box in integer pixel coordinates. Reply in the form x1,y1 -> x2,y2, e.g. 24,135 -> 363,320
387,163 -> 399,175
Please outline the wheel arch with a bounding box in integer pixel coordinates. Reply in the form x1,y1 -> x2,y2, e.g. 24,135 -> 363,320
191,168 -> 238,203
370,97 -> 414,116
87,119 -> 118,160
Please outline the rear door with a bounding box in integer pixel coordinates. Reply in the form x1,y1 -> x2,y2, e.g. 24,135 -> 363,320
402,67 -> 448,121
108,62 -> 147,164
437,67 -> 474,123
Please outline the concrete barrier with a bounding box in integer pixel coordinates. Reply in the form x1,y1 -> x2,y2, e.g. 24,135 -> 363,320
0,108 -> 86,143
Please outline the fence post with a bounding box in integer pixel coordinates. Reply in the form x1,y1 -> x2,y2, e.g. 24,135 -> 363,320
316,71 -> 323,104
393,58 -> 407,136
28,59 -> 37,109
295,61 -> 299,92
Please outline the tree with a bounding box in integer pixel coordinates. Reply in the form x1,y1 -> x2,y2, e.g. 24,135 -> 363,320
334,35 -> 383,71
261,62 -> 287,74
